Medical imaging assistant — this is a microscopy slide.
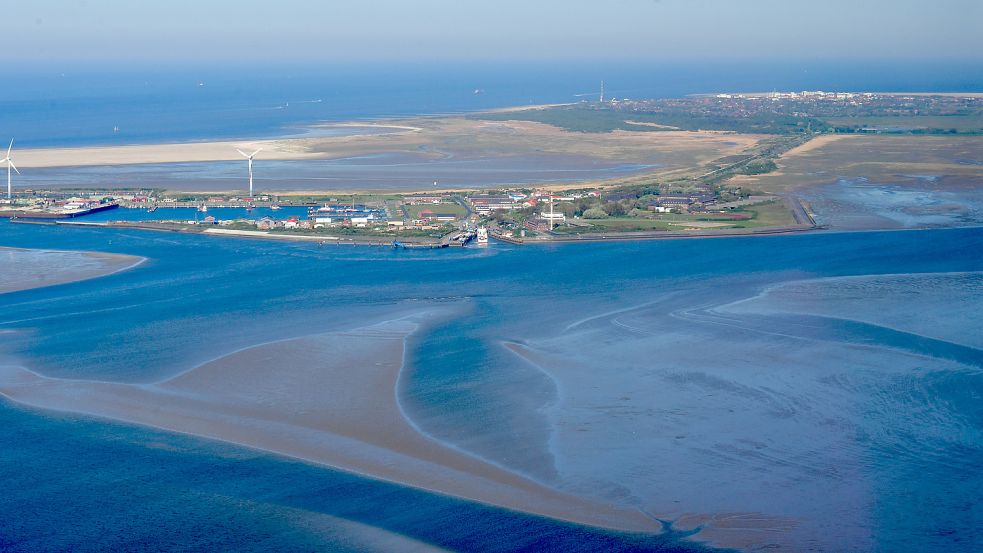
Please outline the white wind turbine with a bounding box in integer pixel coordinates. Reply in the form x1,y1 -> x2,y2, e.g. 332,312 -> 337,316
236,148 -> 262,198
2,139 -> 19,201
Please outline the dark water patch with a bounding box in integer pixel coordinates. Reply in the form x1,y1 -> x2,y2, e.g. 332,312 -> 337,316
0,402 -> 722,553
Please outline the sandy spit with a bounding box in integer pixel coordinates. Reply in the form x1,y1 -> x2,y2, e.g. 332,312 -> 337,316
0,314 -> 658,533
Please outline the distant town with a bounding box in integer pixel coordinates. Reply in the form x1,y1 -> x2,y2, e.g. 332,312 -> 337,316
5,90 -> 982,246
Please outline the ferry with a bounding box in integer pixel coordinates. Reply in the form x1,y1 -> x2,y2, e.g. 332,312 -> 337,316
477,227 -> 488,244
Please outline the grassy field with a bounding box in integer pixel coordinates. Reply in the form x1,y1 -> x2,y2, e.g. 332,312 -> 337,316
727,201 -> 798,228
555,201 -> 797,234
404,202 -> 468,219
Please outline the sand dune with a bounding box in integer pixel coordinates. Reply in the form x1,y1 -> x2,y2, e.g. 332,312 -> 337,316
0,314 -> 657,533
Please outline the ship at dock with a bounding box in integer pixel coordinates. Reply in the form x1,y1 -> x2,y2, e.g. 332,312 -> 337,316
0,201 -> 119,220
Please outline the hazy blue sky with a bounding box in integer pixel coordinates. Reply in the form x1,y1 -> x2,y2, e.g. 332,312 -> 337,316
4,0 -> 981,61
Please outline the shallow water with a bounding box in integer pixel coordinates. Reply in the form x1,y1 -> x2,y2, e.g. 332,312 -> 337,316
803,178 -> 983,229
0,222 -> 981,551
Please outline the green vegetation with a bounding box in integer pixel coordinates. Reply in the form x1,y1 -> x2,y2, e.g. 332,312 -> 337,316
547,200 -> 798,235
727,201 -> 797,228
403,202 -> 468,219
824,115 -> 983,135
740,159 -> 778,175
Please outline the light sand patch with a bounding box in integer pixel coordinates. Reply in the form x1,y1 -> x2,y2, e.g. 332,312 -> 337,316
778,134 -> 856,158
0,247 -> 145,294
12,139 -> 319,169
0,315 -> 657,533
624,121 -> 681,130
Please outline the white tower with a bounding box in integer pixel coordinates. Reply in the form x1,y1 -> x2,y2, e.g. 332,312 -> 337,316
236,148 -> 262,198
600,80 -> 605,103
2,140 -> 19,201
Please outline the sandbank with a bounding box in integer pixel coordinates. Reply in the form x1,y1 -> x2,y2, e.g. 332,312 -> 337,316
0,247 -> 146,294
12,115 -> 759,195
0,314 -> 658,533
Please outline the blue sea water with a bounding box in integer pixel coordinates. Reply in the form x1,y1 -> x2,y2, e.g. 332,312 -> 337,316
1,221 -> 981,552
2,61 -> 983,552
3,59 -> 982,148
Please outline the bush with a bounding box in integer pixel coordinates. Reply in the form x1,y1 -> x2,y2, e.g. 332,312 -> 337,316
583,208 -> 609,219
741,159 -> 778,175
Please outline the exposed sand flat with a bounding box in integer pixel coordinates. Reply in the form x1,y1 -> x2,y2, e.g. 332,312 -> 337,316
11,139 -> 319,169
0,315 -> 657,533
13,124 -> 423,169
777,134 -> 856,157
12,115 -> 758,196
0,247 -> 145,294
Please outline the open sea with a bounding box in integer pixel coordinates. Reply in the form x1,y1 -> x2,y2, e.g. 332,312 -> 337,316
2,59 -> 980,149
1,62 -> 982,552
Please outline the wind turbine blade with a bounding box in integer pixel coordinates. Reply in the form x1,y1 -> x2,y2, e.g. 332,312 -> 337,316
6,139 -> 12,158
236,149 -> 250,158
250,148 -> 262,157
9,161 -> 19,174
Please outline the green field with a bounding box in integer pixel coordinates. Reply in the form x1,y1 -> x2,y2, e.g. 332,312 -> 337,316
726,201 -> 798,228
404,202 -> 468,220
554,201 -> 797,234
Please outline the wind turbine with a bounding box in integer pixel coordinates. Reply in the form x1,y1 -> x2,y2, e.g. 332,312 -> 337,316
2,140 -> 19,201
236,148 -> 262,198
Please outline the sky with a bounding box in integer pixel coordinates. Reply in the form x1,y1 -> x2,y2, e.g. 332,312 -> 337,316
3,0 -> 981,62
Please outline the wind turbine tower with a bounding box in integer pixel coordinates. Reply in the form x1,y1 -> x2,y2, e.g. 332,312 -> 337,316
600,80 -> 605,103
236,148 -> 262,198
2,140 -> 19,201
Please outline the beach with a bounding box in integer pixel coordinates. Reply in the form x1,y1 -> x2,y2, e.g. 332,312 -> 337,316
0,247 -> 145,294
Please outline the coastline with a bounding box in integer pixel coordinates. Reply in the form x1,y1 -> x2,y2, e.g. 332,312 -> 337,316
0,247 -> 146,294
15,219 -> 824,247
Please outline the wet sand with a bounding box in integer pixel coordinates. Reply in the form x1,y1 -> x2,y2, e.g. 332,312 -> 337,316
0,247 -> 146,294
10,139 -> 320,169
0,314 -> 658,534
11,125 -> 421,169
11,115 -> 757,195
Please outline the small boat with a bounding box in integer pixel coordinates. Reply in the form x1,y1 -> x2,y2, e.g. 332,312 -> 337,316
271,205 -> 281,211
198,205 -> 208,213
